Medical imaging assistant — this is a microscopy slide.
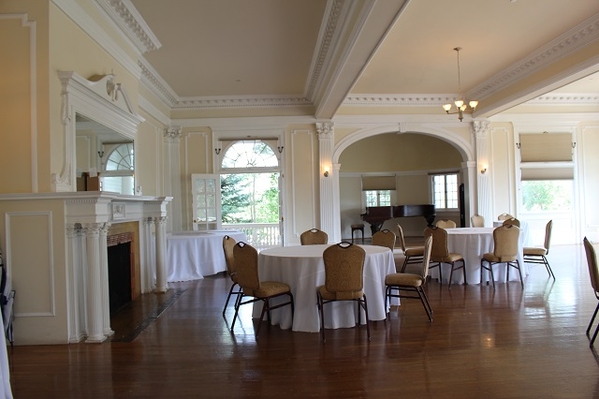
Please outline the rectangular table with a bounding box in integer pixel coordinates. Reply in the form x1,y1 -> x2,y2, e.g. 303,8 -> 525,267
255,244 -> 396,333
167,230 -> 247,282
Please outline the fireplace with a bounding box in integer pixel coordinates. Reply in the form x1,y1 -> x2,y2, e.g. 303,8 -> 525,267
107,232 -> 134,314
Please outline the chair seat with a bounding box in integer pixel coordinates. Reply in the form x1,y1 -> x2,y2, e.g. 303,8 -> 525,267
405,247 -> 424,256
245,281 -> 291,298
317,285 -> 363,301
482,252 -> 517,262
523,246 -> 547,256
438,253 -> 464,263
385,273 -> 425,287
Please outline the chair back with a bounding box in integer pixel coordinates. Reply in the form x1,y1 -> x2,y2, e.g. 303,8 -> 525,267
322,242 -> 366,300
435,219 -> 457,229
544,220 -> 553,253
222,235 -> 237,276
396,224 -> 407,252
372,228 -> 396,251
502,217 -> 520,228
300,228 -> 328,245
233,242 -> 260,292
584,237 -> 599,297
424,226 -> 449,260
418,236 -> 434,279
493,225 -> 520,261
471,214 -> 484,227
497,213 -> 514,221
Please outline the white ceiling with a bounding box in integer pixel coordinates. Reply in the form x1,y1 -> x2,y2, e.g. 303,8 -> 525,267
129,0 -> 599,118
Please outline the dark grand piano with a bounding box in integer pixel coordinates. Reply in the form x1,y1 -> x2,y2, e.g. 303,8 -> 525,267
361,204 -> 436,234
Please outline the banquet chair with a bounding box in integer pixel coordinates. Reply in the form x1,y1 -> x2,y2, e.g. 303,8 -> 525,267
385,235 -> 434,321
424,227 -> 467,288
230,242 -> 294,336
502,217 -> 520,228
583,237 -> 599,347
435,219 -> 457,229
523,220 -> 555,279
372,228 -> 396,251
471,214 -> 485,227
317,242 -> 369,342
397,224 -> 425,273
300,228 -> 328,245
480,224 -> 522,289
221,235 -> 243,317
497,213 -> 514,221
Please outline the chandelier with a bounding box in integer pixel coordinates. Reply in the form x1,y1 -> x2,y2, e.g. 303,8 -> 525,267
442,47 -> 478,121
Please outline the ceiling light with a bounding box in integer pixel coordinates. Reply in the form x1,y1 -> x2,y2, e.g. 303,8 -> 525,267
442,47 -> 478,122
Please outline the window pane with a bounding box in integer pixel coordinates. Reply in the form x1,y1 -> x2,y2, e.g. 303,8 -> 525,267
379,190 -> 391,206
521,180 -> 573,211
446,174 -> 458,209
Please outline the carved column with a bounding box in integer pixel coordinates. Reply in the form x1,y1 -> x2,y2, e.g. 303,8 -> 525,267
99,222 -> 113,337
66,224 -> 84,343
164,126 -> 182,232
84,223 -> 106,343
317,122 -> 339,242
473,121 -> 491,226
141,217 -> 155,292
154,216 -> 169,293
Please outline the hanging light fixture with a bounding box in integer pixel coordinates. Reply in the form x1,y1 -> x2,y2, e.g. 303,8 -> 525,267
443,47 -> 478,121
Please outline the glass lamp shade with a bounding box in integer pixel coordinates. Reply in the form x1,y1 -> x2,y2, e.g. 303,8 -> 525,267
454,100 -> 464,108
442,103 -> 452,112
469,100 -> 478,109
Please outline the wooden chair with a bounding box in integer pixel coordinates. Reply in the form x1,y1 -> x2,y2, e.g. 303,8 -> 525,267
372,228 -> 396,251
230,242 -> 294,336
480,225 -> 522,289
424,226 -> 467,288
502,217 -> 520,228
435,219 -> 457,229
583,237 -> 599,347
471,214 -> 484,227
397,224 -> 424,273
523,220 -> 555,279
317,242 -> 369,342
300,228 -> 328,245
385,236 -> 434,321
221,235 -> 243,317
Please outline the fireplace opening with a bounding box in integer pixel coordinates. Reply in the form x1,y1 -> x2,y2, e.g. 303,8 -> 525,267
107,233 -> 135,315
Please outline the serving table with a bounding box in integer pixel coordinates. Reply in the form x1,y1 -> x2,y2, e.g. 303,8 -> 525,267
167,230 -> 247,282
255,244 -> 396,333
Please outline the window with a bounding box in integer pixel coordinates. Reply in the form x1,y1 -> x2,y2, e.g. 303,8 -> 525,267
521,180 -> 573,211
102,142 -> 134,195
365,190 -> 391,207
432,173 -> 458,209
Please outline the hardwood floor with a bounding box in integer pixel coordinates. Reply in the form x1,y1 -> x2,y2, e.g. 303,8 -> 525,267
7,243 -> 599,398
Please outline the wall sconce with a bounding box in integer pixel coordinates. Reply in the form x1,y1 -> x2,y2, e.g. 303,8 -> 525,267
480,166 -> 487,174
323,167 -> 330,177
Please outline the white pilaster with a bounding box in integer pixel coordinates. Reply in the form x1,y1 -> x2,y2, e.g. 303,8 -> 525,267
317,122 -> 338,242
164,126 -> 183,232
474,121 -> 492,226
154,216 -> 169,292
84,223 -> 106,343
100,222 -> 113,337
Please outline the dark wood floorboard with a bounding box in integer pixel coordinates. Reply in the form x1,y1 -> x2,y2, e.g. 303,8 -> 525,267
7,243 -> 599,398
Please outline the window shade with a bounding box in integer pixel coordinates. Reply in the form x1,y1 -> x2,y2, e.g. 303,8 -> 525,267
519,133 -> 572,162
520,166 -> 573,180
361,176 -> 396,190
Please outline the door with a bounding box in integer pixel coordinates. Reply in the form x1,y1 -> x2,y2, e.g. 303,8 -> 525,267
191,174 -> 221,231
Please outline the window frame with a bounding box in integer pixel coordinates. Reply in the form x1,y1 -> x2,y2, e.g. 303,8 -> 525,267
430,172 -> 459,210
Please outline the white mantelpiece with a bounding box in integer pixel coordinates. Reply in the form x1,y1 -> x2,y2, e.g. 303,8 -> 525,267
0,192 -> 171,345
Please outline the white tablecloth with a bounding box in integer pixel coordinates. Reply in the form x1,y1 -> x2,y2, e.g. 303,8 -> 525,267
255,244 -> 396,333
433,226 -> 532,285
167,230 -> 247,282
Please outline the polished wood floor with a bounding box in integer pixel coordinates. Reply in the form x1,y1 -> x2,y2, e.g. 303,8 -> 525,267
7,243 -> 599,398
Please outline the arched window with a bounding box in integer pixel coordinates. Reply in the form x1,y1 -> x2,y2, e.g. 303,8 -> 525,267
221,140 -> 278,170
103,142 -> 134,194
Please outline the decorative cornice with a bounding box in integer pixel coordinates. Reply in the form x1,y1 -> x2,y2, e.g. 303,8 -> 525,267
173,96 -> 313,109
138,59 -> 178,106
343,94 -> 458,107
305,0 -> 345,101
467,13 -> 599,101
94,0 -> 161,54
525,94 -> 599,106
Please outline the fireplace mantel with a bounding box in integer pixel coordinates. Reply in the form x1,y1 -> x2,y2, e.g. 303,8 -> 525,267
0,192 -> 172,344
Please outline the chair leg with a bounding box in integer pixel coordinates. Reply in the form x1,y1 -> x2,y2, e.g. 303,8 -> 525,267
256,299 -> 270,337
361,294 -> 371,341
462,260 -> 468,285
222,282 -> 239,317
417,287 -> 433,322
401,258 -> 408,273
230,293 -> 244,332
317,292 -> 326,342
543,256 -> 556,279
587,302 -> 599,337
514,260 -> 524,288
592,322 -> 599,347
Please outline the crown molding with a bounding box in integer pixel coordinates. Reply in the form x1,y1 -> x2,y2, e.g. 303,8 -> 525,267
172,95 -> 313,110
343,94 -> 459,107
138,58 -> 179,106
51,0 -> 141,78
525,94 -> 599,106
94,0 -> 161,54
467,12 -> 599,101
